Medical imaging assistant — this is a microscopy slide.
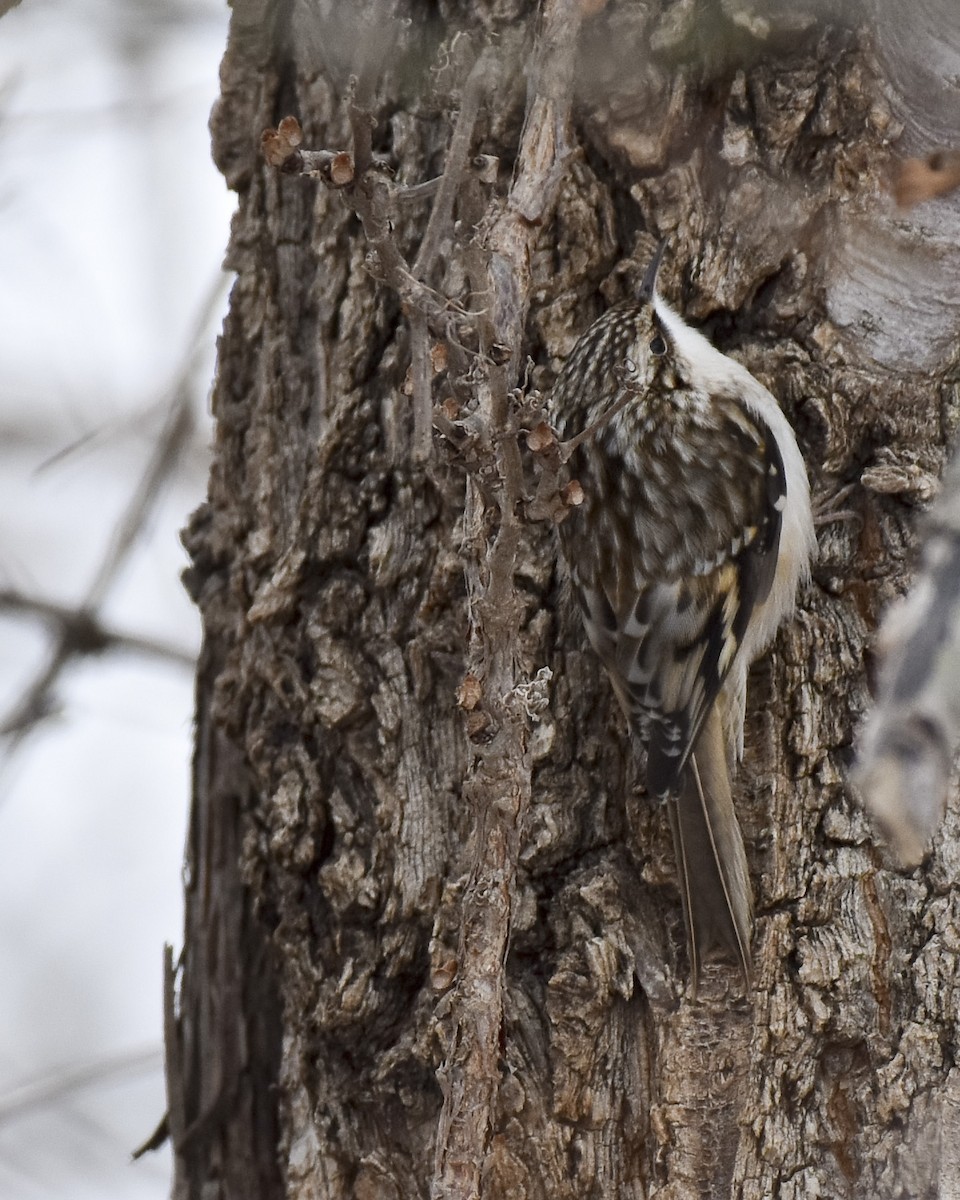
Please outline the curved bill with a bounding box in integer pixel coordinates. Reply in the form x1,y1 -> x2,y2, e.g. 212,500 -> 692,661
639,238 -> 669,302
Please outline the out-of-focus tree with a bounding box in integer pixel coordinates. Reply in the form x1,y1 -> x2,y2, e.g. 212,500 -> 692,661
0,3 -> 229,1199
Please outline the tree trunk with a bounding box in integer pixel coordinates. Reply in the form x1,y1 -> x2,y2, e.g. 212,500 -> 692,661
168,1 -> 960,1197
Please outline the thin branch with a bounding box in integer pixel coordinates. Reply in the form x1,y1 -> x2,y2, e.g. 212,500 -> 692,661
348,82 -> 375,179
34,428 -> 99,475
412,50 -> 493,283
560,381 -> 642,459
0,1045 -> 162,1125
0,589 -> 195,669
262,52 -> 492,467
263,120 -> 485,341
0,646 -> 68,739
83,392 -> 193,609
1,390 -> 192,742
161,944 -> 186,1161
395,176 -> 443,204
409,311 -> 433,464
345,3 -> 401,178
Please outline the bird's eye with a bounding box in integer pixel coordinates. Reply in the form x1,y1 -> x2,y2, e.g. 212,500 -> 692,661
650,335 -> 667,357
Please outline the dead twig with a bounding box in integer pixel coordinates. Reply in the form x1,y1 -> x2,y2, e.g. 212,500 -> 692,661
260,22 -> 583,1198
261,44 -> 495,469
430,5 -> 582,1199
412,49 -> 495,283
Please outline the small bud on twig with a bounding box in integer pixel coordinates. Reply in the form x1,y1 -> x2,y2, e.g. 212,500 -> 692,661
526,422 -> 558,453
261,117 -> 303,168
328,151 -> 356,187
430,343 -> 448,374
561,480 -> 584,507
457,674 -> 483,711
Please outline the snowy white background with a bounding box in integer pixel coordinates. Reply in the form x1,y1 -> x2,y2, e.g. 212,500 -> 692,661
0,2 -> 233,1196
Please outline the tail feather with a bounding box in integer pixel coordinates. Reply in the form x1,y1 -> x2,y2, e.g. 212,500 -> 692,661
667,706 -> 753,987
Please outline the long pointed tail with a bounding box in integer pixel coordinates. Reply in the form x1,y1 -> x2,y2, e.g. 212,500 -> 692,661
667,706 -> 753,986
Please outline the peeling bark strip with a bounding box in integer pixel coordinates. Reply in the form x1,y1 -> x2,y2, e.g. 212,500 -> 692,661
168,637 -> 283,1200
178,1 -> 960,1197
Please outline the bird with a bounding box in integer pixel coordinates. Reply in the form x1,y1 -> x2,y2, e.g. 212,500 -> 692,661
551,246 -> 816,985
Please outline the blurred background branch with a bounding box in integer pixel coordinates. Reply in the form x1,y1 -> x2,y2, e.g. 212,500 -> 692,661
0,2 -> 231,1197
1,272 -> 227,747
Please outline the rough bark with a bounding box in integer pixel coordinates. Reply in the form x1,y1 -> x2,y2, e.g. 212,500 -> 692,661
169,1 -> 960,1198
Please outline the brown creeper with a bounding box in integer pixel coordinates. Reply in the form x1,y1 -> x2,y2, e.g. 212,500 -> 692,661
552,250 -> 816,983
